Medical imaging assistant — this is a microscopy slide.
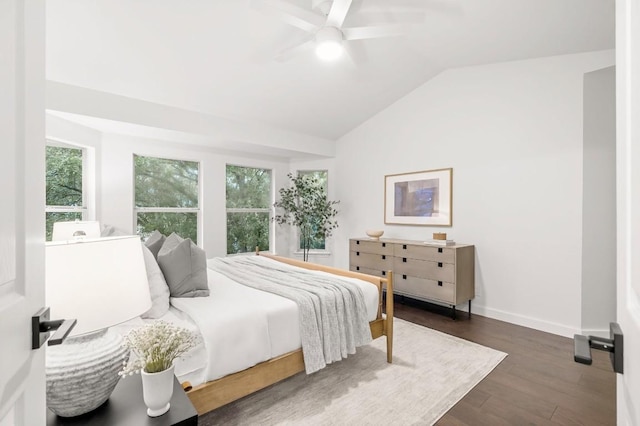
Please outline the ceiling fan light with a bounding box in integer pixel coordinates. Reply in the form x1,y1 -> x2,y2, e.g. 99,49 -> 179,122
315,26 -> 343,61
315,40 -> 343,61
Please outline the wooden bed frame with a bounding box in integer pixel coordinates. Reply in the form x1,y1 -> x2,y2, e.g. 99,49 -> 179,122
185,252 -> 394,415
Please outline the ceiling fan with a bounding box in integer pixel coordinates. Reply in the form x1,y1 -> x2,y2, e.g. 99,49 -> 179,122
253,0 -> 408,61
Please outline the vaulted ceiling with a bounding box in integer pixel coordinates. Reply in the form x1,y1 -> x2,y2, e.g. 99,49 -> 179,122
46,0 -> 615,145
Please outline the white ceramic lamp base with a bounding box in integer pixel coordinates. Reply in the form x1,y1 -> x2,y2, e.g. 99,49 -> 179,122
46,329 -> 128,417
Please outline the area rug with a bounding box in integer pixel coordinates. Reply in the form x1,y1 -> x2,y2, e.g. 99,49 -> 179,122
199,318 -> 507,425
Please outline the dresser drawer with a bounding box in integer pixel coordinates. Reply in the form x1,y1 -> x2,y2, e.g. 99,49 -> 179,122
349,264 -> 390,279
393,244 -> 455,263
393,257 -> 455,282
350,239 -> 394,255
350,251 -> 392,271
395,275 -> 455,304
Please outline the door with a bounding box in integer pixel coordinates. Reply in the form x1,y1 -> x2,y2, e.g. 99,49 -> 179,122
616,0 -> 640,424
0,0 -> 46,425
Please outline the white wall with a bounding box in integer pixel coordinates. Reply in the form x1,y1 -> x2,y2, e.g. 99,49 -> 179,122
334,50 -> 615,337
99,133 -> 291,258
581,66 -> 616,336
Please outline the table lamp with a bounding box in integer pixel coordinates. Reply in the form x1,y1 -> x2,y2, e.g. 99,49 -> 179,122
45,235 -> 151,417
51,220 -> 100,241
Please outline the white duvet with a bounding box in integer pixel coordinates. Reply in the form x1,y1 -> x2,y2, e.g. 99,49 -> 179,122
169,257 -> 380,386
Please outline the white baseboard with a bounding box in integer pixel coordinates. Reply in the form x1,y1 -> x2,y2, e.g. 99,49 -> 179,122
580,328 -> 610,338
471,304 -> 581,338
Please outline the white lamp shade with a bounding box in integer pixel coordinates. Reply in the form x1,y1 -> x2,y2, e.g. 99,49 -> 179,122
46,236 -> 151,336
52,220 -> 101,241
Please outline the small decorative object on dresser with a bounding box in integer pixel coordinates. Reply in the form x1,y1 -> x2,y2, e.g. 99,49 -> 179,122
349,237 -> 474,319
425,239 -> 455,246
365,229 -> 384,240
120,321 -> 199,417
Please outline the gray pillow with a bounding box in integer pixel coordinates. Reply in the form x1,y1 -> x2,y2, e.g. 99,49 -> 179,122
145,230 -> 166,259
157,233 -> 209,298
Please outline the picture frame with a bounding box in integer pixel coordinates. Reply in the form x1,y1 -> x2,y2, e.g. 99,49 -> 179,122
384,168 -> 452,226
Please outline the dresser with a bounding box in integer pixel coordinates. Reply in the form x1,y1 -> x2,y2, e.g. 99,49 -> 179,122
349,238 -> 475,319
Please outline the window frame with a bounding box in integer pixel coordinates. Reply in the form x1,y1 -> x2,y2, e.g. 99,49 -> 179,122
45,139 -> 91,227
133,154 -> 202,244
294,169 -> 331,256
225,164 -> 273,255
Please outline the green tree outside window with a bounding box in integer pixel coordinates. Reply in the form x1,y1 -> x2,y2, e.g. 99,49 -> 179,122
297,170 -> 328,250
226,165 -> 272,254
134,155 -> 199,243
45,145 -> 85,241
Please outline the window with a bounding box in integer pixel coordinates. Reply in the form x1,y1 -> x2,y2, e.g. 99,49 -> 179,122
134,155 -> 199,243
45,144 -> 86,241
226,165 -> 271,254
297,170 -> 328,251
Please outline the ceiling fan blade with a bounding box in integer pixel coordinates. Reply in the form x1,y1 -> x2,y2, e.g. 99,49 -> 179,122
355,11 -> 427,24
252,0 -> 325,33
342,25 -> 405,40
326,0 -> 353,28
274,39 -> 316,62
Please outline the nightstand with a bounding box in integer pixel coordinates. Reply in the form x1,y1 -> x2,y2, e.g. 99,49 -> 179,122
46,375 -> 198,426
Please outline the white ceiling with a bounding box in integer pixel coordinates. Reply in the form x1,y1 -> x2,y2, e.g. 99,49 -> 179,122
46,0 -> 615,142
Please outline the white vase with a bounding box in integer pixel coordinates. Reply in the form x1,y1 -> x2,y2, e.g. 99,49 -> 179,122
141,364 -> 174,417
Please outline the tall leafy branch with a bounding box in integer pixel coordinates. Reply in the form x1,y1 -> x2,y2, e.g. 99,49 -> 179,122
273,173 -> 339,261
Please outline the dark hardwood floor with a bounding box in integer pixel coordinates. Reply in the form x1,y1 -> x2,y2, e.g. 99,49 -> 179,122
393,298 -> 616,426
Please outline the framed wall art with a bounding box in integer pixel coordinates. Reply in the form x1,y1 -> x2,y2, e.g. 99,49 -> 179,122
384,168 -> 452,226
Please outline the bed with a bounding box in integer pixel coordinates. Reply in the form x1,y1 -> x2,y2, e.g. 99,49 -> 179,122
116,250 -> 394,415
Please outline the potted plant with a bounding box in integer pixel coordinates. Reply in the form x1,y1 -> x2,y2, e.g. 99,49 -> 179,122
273,173 -> 339,261
119,321 -> 198,417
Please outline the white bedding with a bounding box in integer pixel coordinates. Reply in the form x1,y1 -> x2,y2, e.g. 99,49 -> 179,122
109,306 -> 208,385
169,257 -> 380,386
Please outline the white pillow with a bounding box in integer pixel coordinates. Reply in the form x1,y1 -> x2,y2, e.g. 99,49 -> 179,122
100,224 -> 130,237
140,243 -> 170,319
